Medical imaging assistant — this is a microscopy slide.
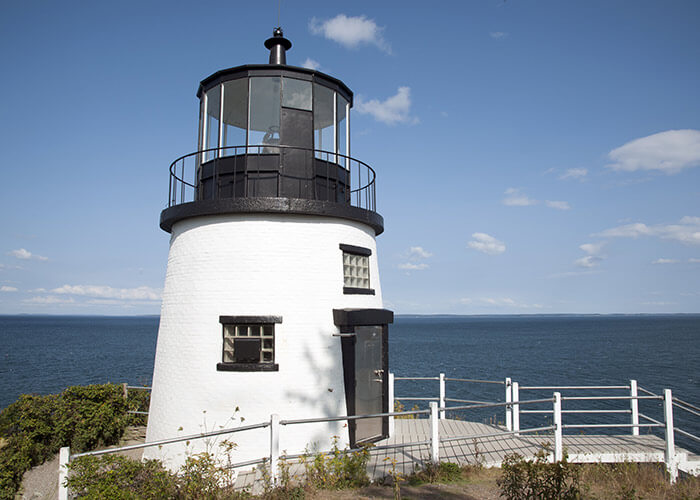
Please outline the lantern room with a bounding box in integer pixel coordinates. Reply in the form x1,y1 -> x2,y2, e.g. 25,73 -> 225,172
195,29 -> 352,203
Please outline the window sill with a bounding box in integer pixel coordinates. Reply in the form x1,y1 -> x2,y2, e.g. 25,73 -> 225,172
216,363 -> 279,372
343,287 -> 375,295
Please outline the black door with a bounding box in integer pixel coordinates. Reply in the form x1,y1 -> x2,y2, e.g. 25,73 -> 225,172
354,325 -> 386,443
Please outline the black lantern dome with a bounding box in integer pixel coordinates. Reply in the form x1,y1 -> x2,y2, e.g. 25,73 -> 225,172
160,29 -> 382,235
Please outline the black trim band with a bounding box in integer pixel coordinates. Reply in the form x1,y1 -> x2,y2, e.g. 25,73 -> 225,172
339,244 -> 372,256
333,308 -> 394,326
161,198 -> 384,235
343,287 -> 375,295
219,315 -> 282,324
217,363 -> 279,372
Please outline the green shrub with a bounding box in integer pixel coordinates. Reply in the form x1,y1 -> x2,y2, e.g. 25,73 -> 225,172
301,437 -> 371,490
0,384 -> 130,500
67,453 -> 250,500
498,448 -> 581,500
66,455 -> 178,500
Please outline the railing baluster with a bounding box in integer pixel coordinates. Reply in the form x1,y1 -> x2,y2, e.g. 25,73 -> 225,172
439,373 -> 446,420
553,392 -> 563,462
630,380 -> 639,436
430,401 -> 439,463
513,381 -> 520,436
270,414 -> 280,484
663,389 -> 678,483
388,372 -> 395,436
58,447 -> 70,500
505,377 -> 512,431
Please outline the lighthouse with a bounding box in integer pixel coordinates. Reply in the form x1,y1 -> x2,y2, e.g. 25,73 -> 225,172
144,28 -> 393,469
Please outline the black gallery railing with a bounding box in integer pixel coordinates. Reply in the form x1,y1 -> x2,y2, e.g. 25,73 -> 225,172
167,145 -> 377,213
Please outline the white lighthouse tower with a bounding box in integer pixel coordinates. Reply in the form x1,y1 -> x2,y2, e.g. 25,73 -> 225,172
144,28 -> 393,469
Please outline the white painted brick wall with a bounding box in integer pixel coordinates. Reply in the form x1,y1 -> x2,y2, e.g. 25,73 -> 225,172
144,213 -> 384,470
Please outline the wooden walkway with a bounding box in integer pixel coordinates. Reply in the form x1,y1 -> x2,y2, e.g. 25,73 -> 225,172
235,418 -> 700,490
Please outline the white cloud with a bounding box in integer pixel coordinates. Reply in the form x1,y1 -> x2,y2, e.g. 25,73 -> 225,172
689,258 -> 700,263
545,200 -> 571,210
0,285 -> 18,292
398,246 -> 432,272
398,262 -> 428,271
607,129 -> 700,174
575,256 -> 602,268
652,258 -> 679,264
560,168 -> 588,180
301,58 -> 321,70
580,242 -> 605,255
8,248 -> 48,261
503,188 -> 538,207
489,32 -> 507,39
468,233 -> 506,255
407,246 -> 432,259
356,87 -> 417,125
574,241 -> 606,268
51,284 -> 162,301
25,295 -> 75,304
309,14 -> 391,53
597,216 -> 700,246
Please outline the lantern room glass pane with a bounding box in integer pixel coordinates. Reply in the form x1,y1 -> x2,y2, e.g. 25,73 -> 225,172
337,95 -> 348,166
248,77 -> 281,148
204,86 -> 221,161
222,79 -> 248,156
282,77 -> 312,111
313,84 -> 334,158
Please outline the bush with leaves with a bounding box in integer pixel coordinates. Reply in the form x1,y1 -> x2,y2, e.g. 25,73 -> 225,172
499,448 -> 581,500
0,384 -> 129,500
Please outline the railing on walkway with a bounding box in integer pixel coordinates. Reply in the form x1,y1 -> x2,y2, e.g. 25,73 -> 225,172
58,377 -> 698,499
391,374 -> 699,483
166,145 -> 377,213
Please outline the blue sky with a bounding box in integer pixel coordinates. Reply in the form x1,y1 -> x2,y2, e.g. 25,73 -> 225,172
0,0 -> 698,315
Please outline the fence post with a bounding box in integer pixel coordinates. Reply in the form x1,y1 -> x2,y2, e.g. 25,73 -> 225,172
122,382 -> 128,401
58,446 -> 70,500
630,380 -> 639,436
439,373 -> 446,420
553,392 -> 563,463
505,377 -> 512,431
388,372 -> 395,436
430,401 -> 439,463
663,389 -> 678,483
512,381 -> 520,436
270,414 -> 280,484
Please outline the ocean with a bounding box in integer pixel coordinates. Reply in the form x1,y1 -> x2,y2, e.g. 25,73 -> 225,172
1,314 -> 698,450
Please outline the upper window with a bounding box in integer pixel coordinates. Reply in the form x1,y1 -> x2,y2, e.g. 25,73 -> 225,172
340,244 -> 375,295
282,77 -> 312,111
217,316 -> 282,371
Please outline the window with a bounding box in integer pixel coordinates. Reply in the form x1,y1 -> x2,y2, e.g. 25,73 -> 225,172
340,244 -> 375,295
216,316 -> 282,371
282,77 -> 312,111
248,77 -> 281,147
204,85 -> 221,161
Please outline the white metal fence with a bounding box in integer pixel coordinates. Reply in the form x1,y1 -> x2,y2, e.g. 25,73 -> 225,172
57,375 -> 699,499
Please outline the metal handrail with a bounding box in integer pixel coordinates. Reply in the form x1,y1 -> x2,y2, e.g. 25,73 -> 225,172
70,421 -> 270,459
445,377 -> 505,385
521,385 -> 630,390
125,385 -> 151,390
166,145 -> 377,211
673,400 -> 700,418
394,376 -> 440,381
